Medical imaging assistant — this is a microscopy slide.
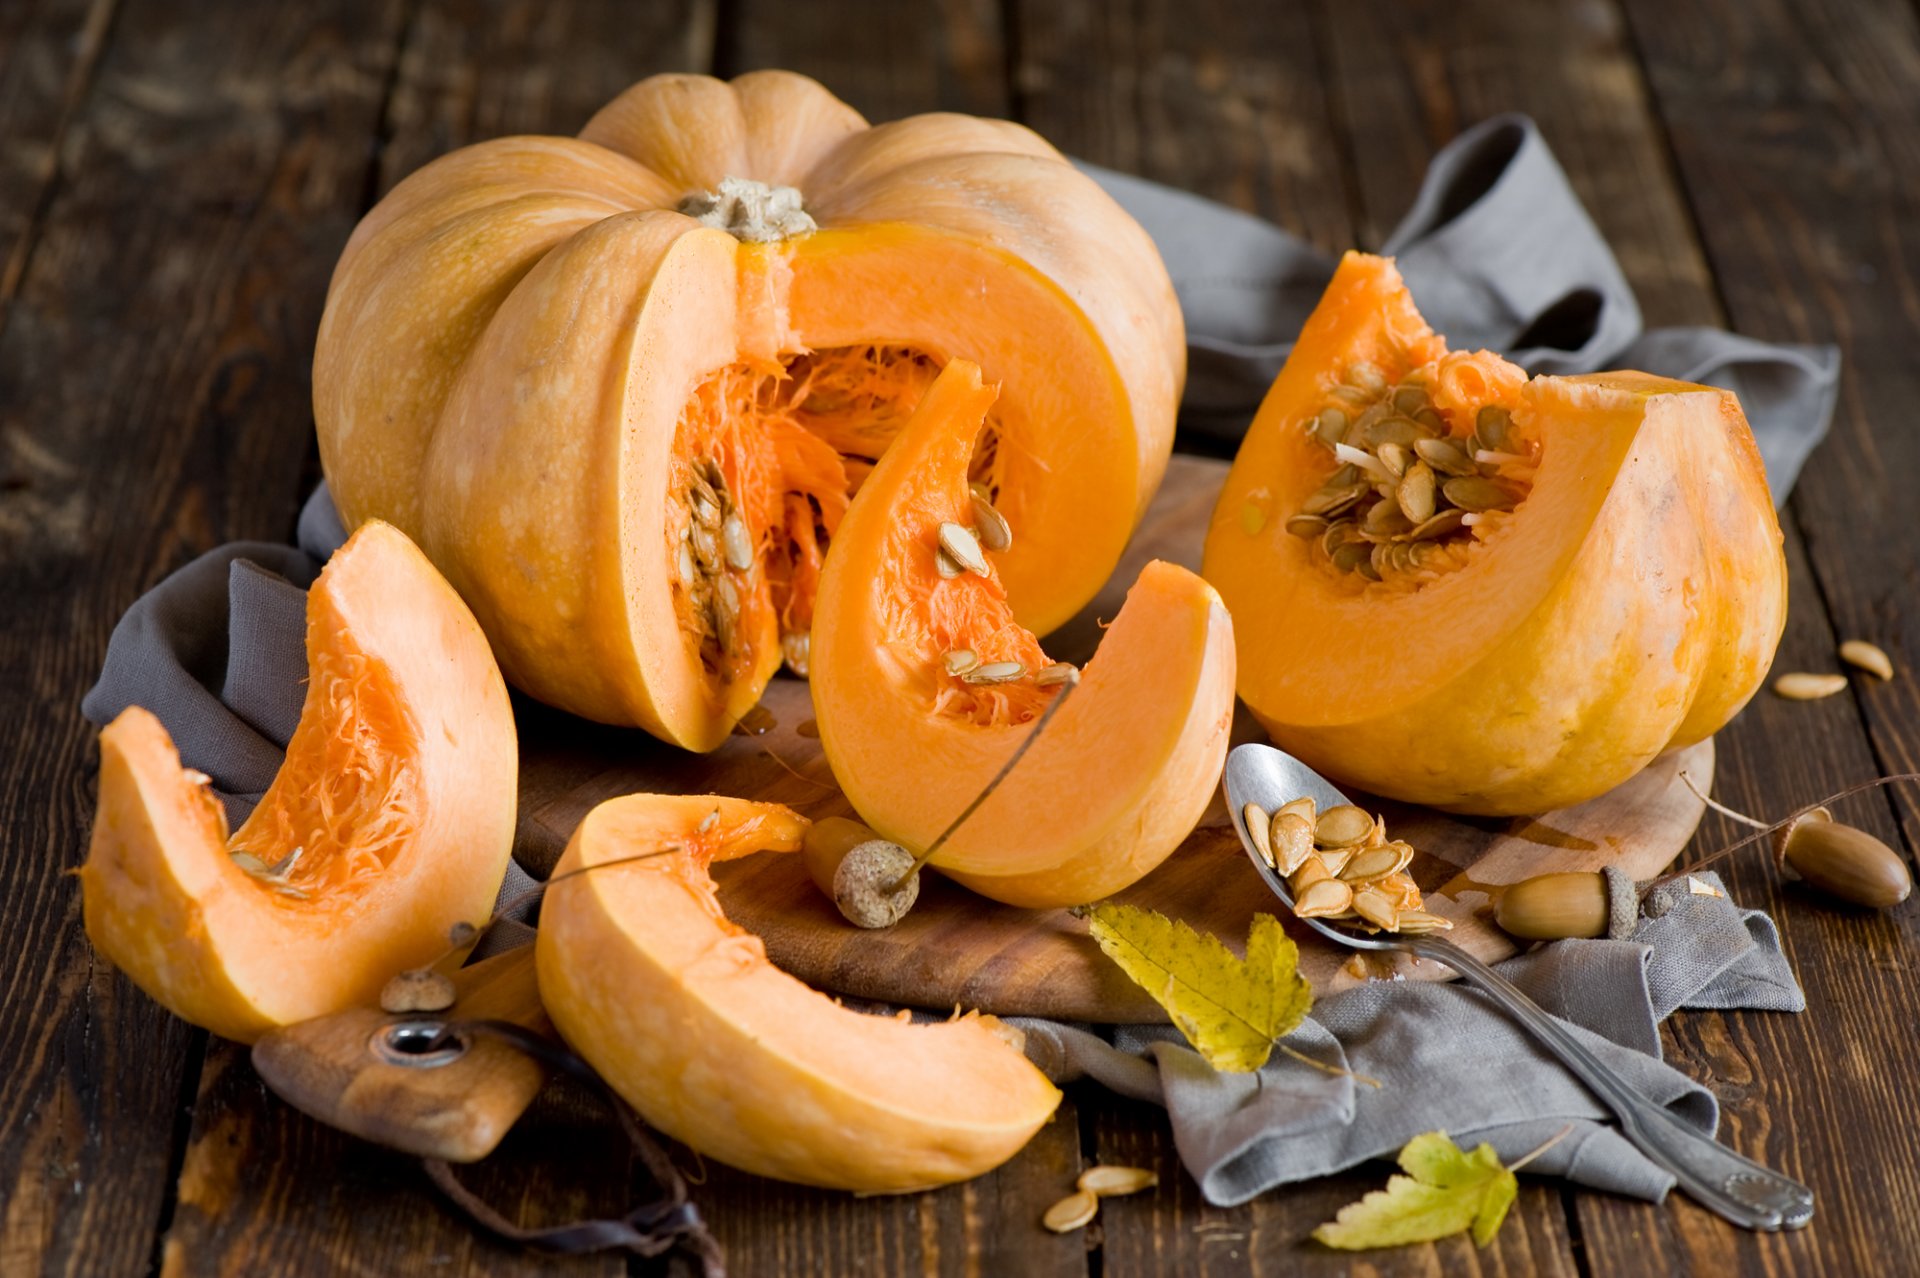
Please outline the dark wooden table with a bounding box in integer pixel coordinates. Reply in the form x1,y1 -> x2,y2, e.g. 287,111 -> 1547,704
5,0 -> 1918,1273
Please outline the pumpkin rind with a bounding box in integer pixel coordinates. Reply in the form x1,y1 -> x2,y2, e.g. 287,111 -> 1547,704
315,70 -> 1183,747
79,522 -> 518,1043
811,361 -> 1236,908
535,793 -> 1062,1192
1201,253 -> 1787,815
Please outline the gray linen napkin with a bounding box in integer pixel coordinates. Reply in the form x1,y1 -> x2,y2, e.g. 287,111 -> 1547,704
82,117 -> 1818,1206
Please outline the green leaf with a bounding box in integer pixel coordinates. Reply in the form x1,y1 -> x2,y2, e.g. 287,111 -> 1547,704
1079,903 -> 1312,1072
1312,1132 -> 1518,1250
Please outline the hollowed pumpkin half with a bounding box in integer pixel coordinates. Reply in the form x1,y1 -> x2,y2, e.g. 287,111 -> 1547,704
811,360 -> 1236,908
314,70 -> 1183,750
535,793 -> 1061,1192
79,522 -> 517,1043
1201,252 -> 1786,814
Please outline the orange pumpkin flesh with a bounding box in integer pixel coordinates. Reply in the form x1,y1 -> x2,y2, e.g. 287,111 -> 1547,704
79,522 -> 518,1043
315,71 -> 1183,750
535,794 -> 1061,1193
812,361 -> 1237,908
1202,252 -> 1786,814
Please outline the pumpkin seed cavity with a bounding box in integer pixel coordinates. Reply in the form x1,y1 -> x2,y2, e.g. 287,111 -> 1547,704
667,344 -> 1011,685
1284,362 -> 1537,588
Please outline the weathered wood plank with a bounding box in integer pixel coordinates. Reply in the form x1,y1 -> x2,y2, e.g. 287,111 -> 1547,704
0,1 -> 408,1274
722,0 -> 1008,119
0,0 -> 115,338
1586,0 -> 1920,1267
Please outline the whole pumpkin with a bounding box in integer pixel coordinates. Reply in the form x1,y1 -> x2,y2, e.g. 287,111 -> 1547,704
1201,253 -> 1787,814
315,71 -> 1182,749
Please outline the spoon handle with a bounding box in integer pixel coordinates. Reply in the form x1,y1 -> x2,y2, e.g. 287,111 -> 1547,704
1406,936 -> 1814,1231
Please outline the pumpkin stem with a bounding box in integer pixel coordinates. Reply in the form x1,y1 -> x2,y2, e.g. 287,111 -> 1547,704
677,177 -> 817,243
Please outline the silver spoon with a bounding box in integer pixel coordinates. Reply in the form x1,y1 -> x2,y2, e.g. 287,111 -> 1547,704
1223,742 -> 1814,1232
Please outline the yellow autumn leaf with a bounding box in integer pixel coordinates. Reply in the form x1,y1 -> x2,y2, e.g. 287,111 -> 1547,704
1313,1131 -> 1518,1250
1078,903 -> 1312,1072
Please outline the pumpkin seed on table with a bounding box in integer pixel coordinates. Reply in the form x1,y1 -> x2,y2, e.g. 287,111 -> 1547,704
1839,640 -> 1895,681
1043,1189 -> 1100,1233
1079,1165 -> 1158,1197
1773,672 -> 1848,700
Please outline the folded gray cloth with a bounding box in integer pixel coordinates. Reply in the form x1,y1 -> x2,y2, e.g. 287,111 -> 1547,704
83,117 -> 1814,1208
1088,113 -> 1839,498
1016,871 -> 1803,1207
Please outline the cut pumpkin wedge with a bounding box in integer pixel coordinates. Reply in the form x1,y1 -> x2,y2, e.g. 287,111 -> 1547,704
534,794 -> 1061,1193
80,521 -> 518,1043
810,360 -> 1237,908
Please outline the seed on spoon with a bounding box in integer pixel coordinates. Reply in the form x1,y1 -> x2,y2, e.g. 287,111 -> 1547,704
938,522 -> 989,575
1243,803 -> 1275,869
1316,805 -> 1374,847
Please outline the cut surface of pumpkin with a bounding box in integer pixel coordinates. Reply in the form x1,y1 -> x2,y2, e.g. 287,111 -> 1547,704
80,522 -> 518,1043
1202,252 -> 1786,814
315,70 -> 1184,750
811,360 -> 1237,908
534,793 -> 1061,1193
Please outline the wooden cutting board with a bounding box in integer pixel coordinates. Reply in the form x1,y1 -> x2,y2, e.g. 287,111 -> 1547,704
511,456 -> 1711,1023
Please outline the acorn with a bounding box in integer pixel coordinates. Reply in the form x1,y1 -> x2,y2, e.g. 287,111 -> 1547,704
1775,807 -> 1913,909
1494,871 -> 1609,941
802,815 -> 920,928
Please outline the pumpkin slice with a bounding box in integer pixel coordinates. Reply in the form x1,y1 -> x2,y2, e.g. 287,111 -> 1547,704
811,360 -> 1236,908
535,793 -> 1061,1192
1202,252 -> 1786,814
316,70 -> 1183,750
80,522 -> 517,1043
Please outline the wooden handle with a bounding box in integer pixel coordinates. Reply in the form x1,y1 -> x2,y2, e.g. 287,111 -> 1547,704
252,946 -> 550,1163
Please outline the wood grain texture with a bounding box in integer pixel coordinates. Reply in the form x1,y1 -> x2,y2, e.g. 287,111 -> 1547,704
0,2 -> 406,1274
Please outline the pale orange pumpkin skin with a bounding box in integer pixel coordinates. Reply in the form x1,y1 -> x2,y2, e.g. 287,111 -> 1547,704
1202,253 -> 1786,815
314,71 -> 1183,749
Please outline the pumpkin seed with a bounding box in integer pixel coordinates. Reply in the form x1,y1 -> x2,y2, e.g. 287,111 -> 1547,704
231,851 -> 272,877
1773,672 -> 1847,700
1243,803 -> 1275,868
782,630 -> 811,677
1476,404 -> 1516,452
1395,910 -> 1455,934
690,489 -> 721,528
1375,441 -> 1411,479
690,523 -> 722,573
1334,443 -> 1395,485
722,511 -> 754,571
1396,461 -> 1437,525
1366,416 -> 1422,450
697,808 -> 721,833
964,660 -> 1026,685
1363,501 -> 1411,537
1354,554 -> 1382,582
1840,639 -> 1895,681
1295,877 -> 1355,918
1330,541 -> 1371,574
1035,661 -> 1079,687
938,522 -> 988,575
1413,407 -> 1447,434
1322,519 -> 1361,555
677,540 -> 697,585
1352,886 -> 1399,931
1441,475 -> 1519,512
944,648 -> 980,675
1285,513 -> 1329,539
1316,805 -> 1374,847
1410,508 -> 1466,540
1315,406 -> 1351,447
1413,435 -> 1476,476
712,576 -> 739,651
935,547 -> 965,579
1078,1165 -> 1158,1197
971,494 -> 1013,552
1347,360 -> 1386,392
1043,1190 -> 1099,1233
1277,797 -> 1316,825
1475,448 -> 1530,469
1330,384 -> 1373,406
1271,812 -> 1315,876
1303,481 -> 1368,518
1317,846 -> 1355,877
1392,385 -> 1430,416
